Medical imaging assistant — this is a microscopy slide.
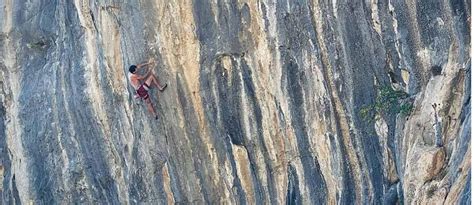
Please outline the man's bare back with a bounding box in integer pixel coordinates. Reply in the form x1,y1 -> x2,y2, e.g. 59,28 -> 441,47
128,73 -> 141,90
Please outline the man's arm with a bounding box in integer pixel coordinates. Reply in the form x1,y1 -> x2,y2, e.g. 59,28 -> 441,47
137,67 -> 153,80
136,62 -> 151,70
136,58 -> 155,70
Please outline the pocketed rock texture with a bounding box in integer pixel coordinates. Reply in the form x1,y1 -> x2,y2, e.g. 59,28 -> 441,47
0,0 -> 470,204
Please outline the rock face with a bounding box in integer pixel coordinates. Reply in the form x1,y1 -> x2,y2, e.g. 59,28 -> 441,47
0,0 -> 470,204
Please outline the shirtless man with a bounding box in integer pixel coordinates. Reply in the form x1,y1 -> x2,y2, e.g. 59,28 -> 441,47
128,59 -> 167,119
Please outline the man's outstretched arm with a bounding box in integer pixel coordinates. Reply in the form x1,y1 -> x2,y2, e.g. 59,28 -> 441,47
136,58 -> 155,70
136,62 -> 151,70
137,68 -> 153,80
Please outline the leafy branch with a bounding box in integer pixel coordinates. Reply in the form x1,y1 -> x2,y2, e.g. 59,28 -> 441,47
359,86 -> 413,122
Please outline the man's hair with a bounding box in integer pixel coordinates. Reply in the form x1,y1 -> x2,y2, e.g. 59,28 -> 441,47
129,65 -> 137,73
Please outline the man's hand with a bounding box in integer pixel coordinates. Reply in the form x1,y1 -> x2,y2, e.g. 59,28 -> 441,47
148,58 -> 155,64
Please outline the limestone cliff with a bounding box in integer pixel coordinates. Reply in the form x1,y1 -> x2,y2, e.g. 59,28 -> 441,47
0,0 -> 470,204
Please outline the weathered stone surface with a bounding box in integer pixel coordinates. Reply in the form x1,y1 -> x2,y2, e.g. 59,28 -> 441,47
403,147 -> 445,201
0,0 -> 470,204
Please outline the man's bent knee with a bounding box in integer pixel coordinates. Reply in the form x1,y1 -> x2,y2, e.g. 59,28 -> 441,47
145,77 -> 153,87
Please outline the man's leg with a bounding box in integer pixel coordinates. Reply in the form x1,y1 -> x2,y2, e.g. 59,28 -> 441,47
145,72 -> 167,91
145,98 -> 158,119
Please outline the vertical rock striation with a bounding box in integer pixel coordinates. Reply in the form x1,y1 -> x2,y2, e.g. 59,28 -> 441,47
0,0 -> 470,204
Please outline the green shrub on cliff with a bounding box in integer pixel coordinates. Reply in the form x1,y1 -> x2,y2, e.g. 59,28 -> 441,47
359,86 -> 413,122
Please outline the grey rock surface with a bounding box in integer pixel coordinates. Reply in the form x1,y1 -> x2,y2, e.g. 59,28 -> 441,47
0,0 -> 470,204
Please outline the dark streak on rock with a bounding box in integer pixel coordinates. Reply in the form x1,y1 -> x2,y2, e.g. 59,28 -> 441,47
193,0 -> 251,203
338,2 -> 386,202
11,175 -> 21,204
176,74 -> 214,203
240,58 -> 278,203
0,103 -> 15,204
282,56 -> 327,203
307,5 -> 358,203
460,173 -> 471,204
275,1 -> 330,203
286,164 -> 302,205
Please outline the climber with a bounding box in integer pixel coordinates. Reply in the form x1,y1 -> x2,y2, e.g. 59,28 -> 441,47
128,59 -> 167,119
